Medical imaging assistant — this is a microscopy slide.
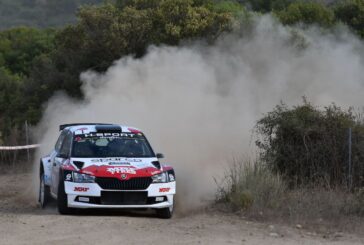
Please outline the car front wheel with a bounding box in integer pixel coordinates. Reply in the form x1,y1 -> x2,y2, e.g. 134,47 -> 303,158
156,199 -> 174,219
57,179 -> 74,215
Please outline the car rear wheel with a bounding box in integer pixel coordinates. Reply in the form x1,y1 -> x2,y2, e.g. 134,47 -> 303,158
39,173 -> 50,208
57,179 -> 74,215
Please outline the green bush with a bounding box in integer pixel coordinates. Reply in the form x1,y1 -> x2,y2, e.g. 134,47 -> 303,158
35,0 -> 238,97
276,1 -> 335,27
334,0 -> 364,38
255,101 -> 364,188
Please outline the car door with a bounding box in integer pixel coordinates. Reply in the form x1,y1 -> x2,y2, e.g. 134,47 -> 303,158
50,131 -> 66,195
51,130 -> 72,196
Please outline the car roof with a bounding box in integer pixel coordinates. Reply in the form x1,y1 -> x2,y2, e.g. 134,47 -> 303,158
61,123 -> 143,134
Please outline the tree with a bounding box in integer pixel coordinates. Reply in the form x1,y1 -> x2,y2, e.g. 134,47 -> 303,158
0,0 -> 244,144
0,67 -> 25,144
276,2 -> 335,27
256,101 -> 364,188
335,0 -> 364,38
37,0 -> 237,98
0,27 -> 55,144
0,27 -> 55,76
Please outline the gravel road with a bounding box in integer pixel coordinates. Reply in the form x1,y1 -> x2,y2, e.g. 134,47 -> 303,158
1,173 -> 363,245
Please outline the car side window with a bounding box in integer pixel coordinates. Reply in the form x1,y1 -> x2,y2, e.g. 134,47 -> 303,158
59,132 -> 73,157
55,131 -> 67,151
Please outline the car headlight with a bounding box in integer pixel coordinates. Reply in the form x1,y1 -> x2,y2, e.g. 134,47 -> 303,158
152,172 -> 167,183
72,172 -> 95,183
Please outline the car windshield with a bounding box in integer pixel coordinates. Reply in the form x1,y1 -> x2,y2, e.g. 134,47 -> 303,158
71,133 -> 155,158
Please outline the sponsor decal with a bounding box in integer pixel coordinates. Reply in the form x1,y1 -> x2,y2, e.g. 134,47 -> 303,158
169,174 -> 175,181
75,128 -> 90,135
90,158 -> 142,163
66,174 -> 72,181
109,162 -> 130,165
106,167 -> 136,175
91,158 -> 122,163
159,188 -> 170,193
74,187 -> 89,192
77,128 -> 88,133
84,133 -> 139,138
127,158 -> 143,162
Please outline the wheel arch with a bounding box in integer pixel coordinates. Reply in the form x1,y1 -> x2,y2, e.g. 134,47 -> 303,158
40,157 -> 52,186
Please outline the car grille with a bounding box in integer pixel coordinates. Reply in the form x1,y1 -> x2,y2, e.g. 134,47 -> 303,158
101,191 -> 148,205
95,177 -> 152,190
75,195 -> 165,205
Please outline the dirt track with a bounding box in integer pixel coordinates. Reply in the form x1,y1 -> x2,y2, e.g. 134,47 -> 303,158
0,173 -> 363,245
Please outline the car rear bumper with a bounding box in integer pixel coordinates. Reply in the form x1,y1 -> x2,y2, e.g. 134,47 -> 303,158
64,181 -> 175,209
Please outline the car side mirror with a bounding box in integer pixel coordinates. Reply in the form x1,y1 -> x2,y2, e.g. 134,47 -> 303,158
156,153 -> 164,159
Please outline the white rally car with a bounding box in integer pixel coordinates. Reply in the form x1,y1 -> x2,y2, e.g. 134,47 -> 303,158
39,123 -> 176,218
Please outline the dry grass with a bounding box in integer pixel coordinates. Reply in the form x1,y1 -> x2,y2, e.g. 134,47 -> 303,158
216,158 -> 364,234
215,158 -> 286,210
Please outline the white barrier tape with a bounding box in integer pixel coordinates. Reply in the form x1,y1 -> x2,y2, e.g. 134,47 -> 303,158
0,144 -> 40,151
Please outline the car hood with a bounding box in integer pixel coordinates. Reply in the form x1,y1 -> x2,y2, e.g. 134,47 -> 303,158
70,157 -> 161,180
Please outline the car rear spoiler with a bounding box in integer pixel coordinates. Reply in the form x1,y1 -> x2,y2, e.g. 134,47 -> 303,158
59,123 -> 112,131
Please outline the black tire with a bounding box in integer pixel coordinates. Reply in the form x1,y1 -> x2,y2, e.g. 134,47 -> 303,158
57,179 -> 74,215
39,173 -> 51,208
156,203 -> 174,219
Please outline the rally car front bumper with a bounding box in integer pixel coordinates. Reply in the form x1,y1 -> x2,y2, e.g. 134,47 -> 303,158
64,181 -> 175,209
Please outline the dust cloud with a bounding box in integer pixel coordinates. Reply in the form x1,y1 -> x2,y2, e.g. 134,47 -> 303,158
34,16 -> 364,211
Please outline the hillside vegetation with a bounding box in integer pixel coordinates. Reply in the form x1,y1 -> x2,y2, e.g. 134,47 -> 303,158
1,0 -> 241,144
0,0 -> 363,145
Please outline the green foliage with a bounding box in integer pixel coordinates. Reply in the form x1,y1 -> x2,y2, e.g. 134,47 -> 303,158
211,1 -> 245,14
0,0 -> 242,145
245,0 -> 293,12
37,0 -> 237,97
1,0 -> 364,147
255,101 -> 364,188
0,27 -> 55,143
334,0 -> 364,38
0,27 -> 55,76
276,1 -> 335,27
0,67 -> 25,143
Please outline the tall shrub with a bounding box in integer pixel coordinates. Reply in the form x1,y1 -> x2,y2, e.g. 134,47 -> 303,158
255,101 -> 364,188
